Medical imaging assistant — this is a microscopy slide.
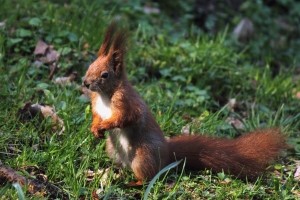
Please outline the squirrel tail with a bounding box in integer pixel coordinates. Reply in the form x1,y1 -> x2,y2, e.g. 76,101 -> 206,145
167,128 -> 287,180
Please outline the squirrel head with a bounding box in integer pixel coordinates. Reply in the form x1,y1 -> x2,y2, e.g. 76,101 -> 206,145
83,22 -> 127,96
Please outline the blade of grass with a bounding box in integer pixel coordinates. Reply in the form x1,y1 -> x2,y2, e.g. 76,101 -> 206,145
12,183 -> 25,200
143,159 -> 183,200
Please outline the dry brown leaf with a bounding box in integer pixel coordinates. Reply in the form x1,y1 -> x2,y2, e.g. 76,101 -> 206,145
226,116 -> 245,130
181,125 -> 191,135
34,40 -> 60,64
34,40 -> 49,56
31,104 -> 65,135
0,164 -> 68,199
33,40 -> 60,80
45,47 -> 59,64
53,77 -> 72,85
85,168 -> 120,185
18,102 -> 65,135
53,72 -> 78,85
18,102 -> 42,121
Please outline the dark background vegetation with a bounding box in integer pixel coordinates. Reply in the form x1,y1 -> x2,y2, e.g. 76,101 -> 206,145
0,0 -> 299,199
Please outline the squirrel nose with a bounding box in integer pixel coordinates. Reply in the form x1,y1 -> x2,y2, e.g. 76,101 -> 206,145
83,80 -> 90,88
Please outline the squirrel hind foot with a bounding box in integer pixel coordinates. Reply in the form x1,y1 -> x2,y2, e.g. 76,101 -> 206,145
126,180 -> 144,187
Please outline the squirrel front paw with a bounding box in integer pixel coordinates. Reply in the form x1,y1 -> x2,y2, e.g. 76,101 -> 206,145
91,125 -> 106,139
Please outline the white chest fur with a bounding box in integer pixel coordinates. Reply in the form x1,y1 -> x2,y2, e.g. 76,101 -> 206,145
95,94 -> 112,120
94,93 -> 131,166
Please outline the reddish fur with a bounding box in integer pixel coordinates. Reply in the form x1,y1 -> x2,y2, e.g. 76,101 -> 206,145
83,23 -> 288,184
168,128 -> 287,180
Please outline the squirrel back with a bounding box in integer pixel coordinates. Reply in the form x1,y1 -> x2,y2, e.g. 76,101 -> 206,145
83,22 -> 288,185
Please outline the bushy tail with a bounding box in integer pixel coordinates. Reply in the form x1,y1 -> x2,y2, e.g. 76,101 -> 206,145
168,128 -> 287,180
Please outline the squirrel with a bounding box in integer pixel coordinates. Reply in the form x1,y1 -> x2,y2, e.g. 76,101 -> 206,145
83,23 -> 287,186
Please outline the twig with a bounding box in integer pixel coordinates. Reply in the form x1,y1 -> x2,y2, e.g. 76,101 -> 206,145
0,164 -> 69,199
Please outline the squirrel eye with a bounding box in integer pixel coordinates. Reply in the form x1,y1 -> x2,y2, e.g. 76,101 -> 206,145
101,71 -> 109,79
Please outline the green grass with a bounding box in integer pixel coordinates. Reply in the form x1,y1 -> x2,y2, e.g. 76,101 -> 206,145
0,0 -> 299,199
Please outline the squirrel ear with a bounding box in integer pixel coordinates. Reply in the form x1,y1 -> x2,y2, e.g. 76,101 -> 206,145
110,50 -> 123,75
110,29 -> 127,73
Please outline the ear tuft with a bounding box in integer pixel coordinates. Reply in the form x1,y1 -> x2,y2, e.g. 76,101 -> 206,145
112,30 -> 127,55
98,21 -> 128,76
98,22 -> 118,56
98,22 -> 128,57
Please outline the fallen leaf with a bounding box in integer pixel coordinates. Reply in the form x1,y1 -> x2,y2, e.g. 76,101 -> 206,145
34,40 -> 49,56
0,164 -> 68,199
34,40 -> 60,64
33,40 -> 60,80
31,103 -> 65,135
18,102 -> 42,121
18,102 -> 65,135
226,116 -> 245,130
85,168 -> 120,186
181,125 -> 191,135
53,71 -> 78,85
45,47 -> 59,63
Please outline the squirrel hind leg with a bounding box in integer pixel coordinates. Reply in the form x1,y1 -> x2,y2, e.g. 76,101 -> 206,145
106,137 -> 124,166
130,148 -> 162,183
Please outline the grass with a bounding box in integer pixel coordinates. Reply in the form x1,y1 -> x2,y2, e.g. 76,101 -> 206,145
0,0 -> 299,199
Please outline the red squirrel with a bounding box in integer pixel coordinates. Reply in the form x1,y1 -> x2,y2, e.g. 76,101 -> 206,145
83,23 -> 287,185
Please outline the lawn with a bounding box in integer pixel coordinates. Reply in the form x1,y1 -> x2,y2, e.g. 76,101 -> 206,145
0,0 -> 299,199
